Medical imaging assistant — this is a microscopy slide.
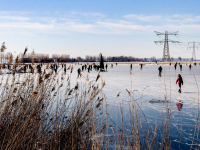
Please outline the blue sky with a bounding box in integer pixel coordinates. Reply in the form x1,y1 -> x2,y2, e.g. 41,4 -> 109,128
0,0 -> 200,59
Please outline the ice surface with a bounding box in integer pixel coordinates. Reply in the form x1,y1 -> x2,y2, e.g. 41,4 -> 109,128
74,64 -> 200,149
1,63 -> 199,149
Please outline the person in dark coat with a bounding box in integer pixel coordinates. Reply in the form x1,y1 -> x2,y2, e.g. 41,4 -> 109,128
24,65 -> 27,73
55,65 -> 57,73
158,66 -> 162,77
130,64 -> 132,70
64,65 -> 66,73
105,64 -> 108,71
189,64 -> 192,69
180,64 -> 182,71
77,68 -> 81,77
176,74 -> 183,93
174,63 -> 177,70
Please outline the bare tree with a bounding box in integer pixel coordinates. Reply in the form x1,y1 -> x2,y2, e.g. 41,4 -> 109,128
150,56 -> 156,62
178,56 -> 182,61
143,58 -> 148,62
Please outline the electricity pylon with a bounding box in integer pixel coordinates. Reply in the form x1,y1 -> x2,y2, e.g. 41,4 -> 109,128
154,31 -> 180,61
188,42 -> 200,61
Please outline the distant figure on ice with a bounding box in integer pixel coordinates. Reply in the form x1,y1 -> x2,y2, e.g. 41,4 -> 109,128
140,64 -> 143,69
64,65 -> 66,73
54,64 -> 57,73
180,64 -> 182,71
158,66 -> 162,77
105,64 -> 108,71
77,68 -> 81,77
176,74 -> 183,93
174,62 -> 177,70
130,64 -> 132,70
24,65 -> 27,73
189,64 -> 192,69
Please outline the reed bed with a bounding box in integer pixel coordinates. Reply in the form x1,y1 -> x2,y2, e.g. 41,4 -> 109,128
0,65 -> 105,149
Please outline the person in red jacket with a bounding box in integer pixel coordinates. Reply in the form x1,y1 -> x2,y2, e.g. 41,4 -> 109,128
176,74 -> 183,93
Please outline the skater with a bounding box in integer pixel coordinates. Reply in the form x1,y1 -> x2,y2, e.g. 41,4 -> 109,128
189,64 -> 192,69
82,65 -> 84,71
176,74 -> 183,93
174,63 -> 177,70
64,65 -> 66,73
158,66 -> 162,77
130,64 -> 132,70
87,67 -> 90,73
24,65 -> 27,73
77,68 -> 81,77
180,64 -> 182,71
105,64 -> 108,71
54,65 -> 57,73
140,64 -> 143,69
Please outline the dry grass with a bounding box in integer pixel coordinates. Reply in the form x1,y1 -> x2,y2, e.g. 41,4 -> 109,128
0,65 -> 104,149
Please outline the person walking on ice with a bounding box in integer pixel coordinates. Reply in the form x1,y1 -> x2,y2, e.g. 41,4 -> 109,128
158,66 -> 162,77
77,68 -> 82,78
176,74 -> 183,93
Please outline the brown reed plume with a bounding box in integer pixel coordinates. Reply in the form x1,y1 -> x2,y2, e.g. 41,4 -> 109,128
0,42 -> 6,52
8,53 -> 13,64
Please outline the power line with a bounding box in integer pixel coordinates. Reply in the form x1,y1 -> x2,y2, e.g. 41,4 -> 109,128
154,31 -> 180,61
170,44 -> 191,54
188,42 -> 200,61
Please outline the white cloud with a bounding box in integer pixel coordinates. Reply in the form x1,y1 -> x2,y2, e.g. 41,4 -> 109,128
124,14 -> 161,22
0,22 -> 54,29
0,16 -> 30,21
0,12 -> 200,36
70,11 -> 105,17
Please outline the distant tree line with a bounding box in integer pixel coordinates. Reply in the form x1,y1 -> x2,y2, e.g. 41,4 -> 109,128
0,51 -> 192,63
77,55 -> 143,62
0,53 -> 146,63
21,54 -> 144,63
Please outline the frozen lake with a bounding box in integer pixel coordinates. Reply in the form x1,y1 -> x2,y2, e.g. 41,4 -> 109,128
0,63 -> 199,149
73,63 -> 200,149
